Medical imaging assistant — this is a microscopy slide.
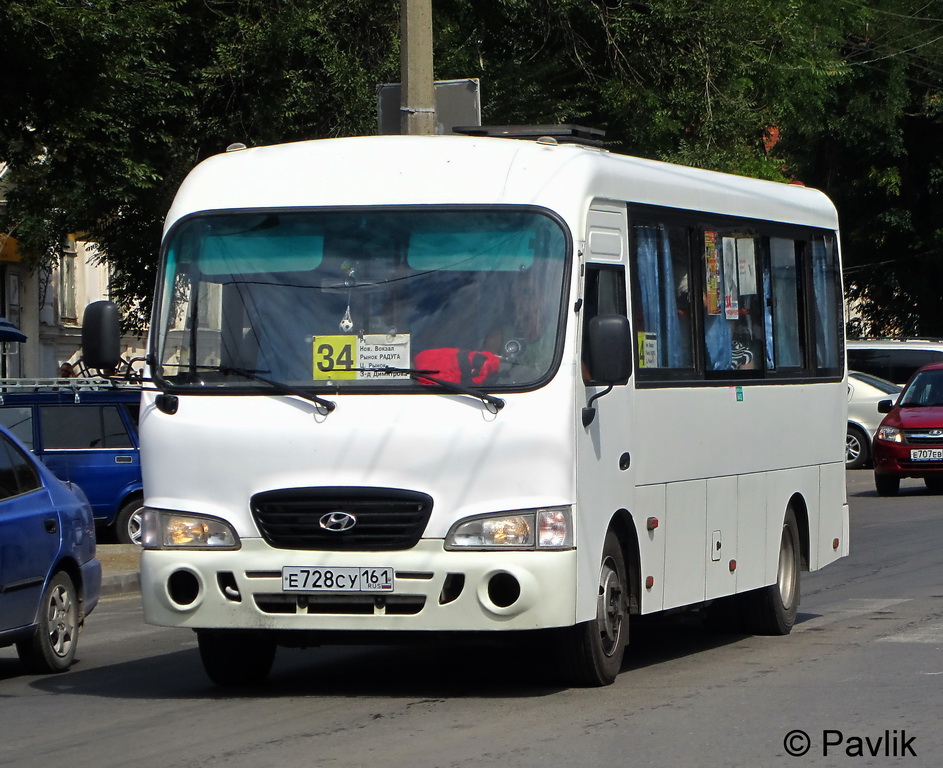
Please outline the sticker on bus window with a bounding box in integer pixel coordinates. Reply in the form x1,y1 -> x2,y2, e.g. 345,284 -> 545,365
312,334 -> 411,380
722,237 -> 740,320
638,332 -> 658,368
704,231 -> 722,315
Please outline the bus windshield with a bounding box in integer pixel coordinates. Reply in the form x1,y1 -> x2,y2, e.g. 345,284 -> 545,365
154,209 -> 569,392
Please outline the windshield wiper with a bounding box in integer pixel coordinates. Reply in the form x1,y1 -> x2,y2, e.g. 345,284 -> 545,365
218,366 -> 336,412
357,366 -> 505,411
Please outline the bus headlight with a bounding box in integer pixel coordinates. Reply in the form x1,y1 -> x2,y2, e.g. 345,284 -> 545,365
445,506 -> 573,550
878,426 -> 904,443
141,509 -> 240,550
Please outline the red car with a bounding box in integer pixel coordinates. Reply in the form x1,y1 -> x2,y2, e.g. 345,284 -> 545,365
872,361 -> 943,496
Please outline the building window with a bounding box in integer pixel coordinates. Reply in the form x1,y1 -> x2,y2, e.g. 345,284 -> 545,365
60,251 -> 77,322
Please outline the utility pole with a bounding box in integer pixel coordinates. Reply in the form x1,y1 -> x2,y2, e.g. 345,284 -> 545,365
400,0 -> 436,135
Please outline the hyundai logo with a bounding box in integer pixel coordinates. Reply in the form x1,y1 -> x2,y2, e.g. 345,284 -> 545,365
931,429 -> 943,437
319,511 -> 357,532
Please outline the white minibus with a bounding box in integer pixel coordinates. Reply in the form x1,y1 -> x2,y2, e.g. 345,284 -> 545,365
84,128 -> 849,687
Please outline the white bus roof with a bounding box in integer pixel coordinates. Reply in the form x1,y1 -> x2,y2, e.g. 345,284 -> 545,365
164,135 -> 839,233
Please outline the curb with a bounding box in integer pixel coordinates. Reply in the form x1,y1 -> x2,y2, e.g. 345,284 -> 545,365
100,570 -> 141,596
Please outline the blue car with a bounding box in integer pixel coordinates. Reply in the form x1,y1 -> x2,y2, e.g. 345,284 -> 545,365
0,423 -> 101,673
0,385 -> 143,544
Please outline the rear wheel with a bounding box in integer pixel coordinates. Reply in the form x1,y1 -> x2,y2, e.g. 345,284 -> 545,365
742,508 -> 800,636
875,474 -> 901,497
16,571 -> 79,674
197,630 -> 277,687
845,425 -> 870,470
552,530 -> 628,686
115,498 -> 144,545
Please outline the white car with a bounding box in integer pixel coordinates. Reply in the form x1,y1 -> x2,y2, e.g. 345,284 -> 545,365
847,371 -> 902,469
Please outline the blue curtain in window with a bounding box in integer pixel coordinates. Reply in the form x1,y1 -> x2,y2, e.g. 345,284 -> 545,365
635,226 -> 681,367
812,239 -> 838,369
763,267 -> 775,370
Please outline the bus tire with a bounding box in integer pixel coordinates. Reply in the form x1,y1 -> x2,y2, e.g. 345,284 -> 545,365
197,630 -> 277,687
743,508 -> 800,636
553,530 -> 628,686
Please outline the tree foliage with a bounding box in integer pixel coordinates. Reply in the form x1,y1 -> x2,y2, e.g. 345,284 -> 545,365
0,0 -> 400,329
783,0 -> 943,337
1,1 -> 942,335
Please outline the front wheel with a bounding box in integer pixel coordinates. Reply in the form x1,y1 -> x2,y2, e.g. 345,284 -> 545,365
924,477 -> 943,494
197,630 -> 277,687
16,571 -> 79,673
552,530 -> 628,686
742,508 -> 800,636
875,474 -> 901,497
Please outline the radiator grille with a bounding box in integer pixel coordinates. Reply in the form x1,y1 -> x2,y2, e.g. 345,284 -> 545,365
251,487 -> 433,551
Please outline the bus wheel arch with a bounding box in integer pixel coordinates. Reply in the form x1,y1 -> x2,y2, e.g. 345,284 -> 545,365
610,509 -> 641,615
743,501 -> 803,636
552,516 -> 633,687
788,493 -> 810,572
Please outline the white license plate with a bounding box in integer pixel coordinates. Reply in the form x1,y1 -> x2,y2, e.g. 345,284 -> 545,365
910,448 -> 943,461
281,566 -> 394,593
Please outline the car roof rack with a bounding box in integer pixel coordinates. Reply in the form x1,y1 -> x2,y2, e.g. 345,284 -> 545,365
0,377 -> 136,390
0,377 -> 141,404
452,124 -> 606,147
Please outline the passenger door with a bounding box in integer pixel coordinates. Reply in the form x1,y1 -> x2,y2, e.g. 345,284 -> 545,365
0,432 -> 58,631
575,201 -> 637,615
36,404 -> 139,525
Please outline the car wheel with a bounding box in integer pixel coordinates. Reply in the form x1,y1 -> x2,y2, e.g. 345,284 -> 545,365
197,630 -> 277,686
875,474 -> 901,497
845,425 -> 870,470
742,507 -> 801,635
924,477 -> 943,494
551,530 -> 628,686
115,498 -> 144,546
16,571 -> 79,674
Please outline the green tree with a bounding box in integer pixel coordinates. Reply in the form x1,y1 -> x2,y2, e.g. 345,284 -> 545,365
783,0 -> 943,337
0,0 -> 400,329
4,0 -> 942,337
435,0 -> 856,177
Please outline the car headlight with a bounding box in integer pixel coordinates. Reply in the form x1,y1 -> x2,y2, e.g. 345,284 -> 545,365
445,506 -> 573,550
878,426 -> 904,443
141,508 -> 240,550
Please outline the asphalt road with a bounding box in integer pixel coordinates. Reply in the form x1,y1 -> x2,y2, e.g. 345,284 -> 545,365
2,470 -> 942,768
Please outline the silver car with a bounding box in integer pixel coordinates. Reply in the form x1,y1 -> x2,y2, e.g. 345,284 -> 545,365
847,371 -> 902,469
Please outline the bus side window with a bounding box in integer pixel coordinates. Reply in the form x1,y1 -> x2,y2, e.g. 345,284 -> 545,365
630,224 -> 695,372
582,264 -> 627,384
810,235 -> 842,376
766,237 -> 804,371
704,232 -> 764,373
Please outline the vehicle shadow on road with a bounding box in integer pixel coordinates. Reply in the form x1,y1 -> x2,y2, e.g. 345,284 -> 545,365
19,613 -> 752,699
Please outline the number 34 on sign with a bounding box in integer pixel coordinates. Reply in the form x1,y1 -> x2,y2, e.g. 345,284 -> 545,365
312,334 -> 411,380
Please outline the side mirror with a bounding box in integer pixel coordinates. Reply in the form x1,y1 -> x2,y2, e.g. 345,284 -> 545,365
586,314 -> 632,385
82,301 -> 122,370
877,398 -> 894,414
582,314 -> 632,428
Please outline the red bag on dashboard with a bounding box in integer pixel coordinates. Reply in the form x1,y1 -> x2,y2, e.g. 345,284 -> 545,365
414,348 -> 501,385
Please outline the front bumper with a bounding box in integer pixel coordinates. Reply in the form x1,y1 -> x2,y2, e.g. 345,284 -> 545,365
873,442 -> 943,478
140,538 -> 578,633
